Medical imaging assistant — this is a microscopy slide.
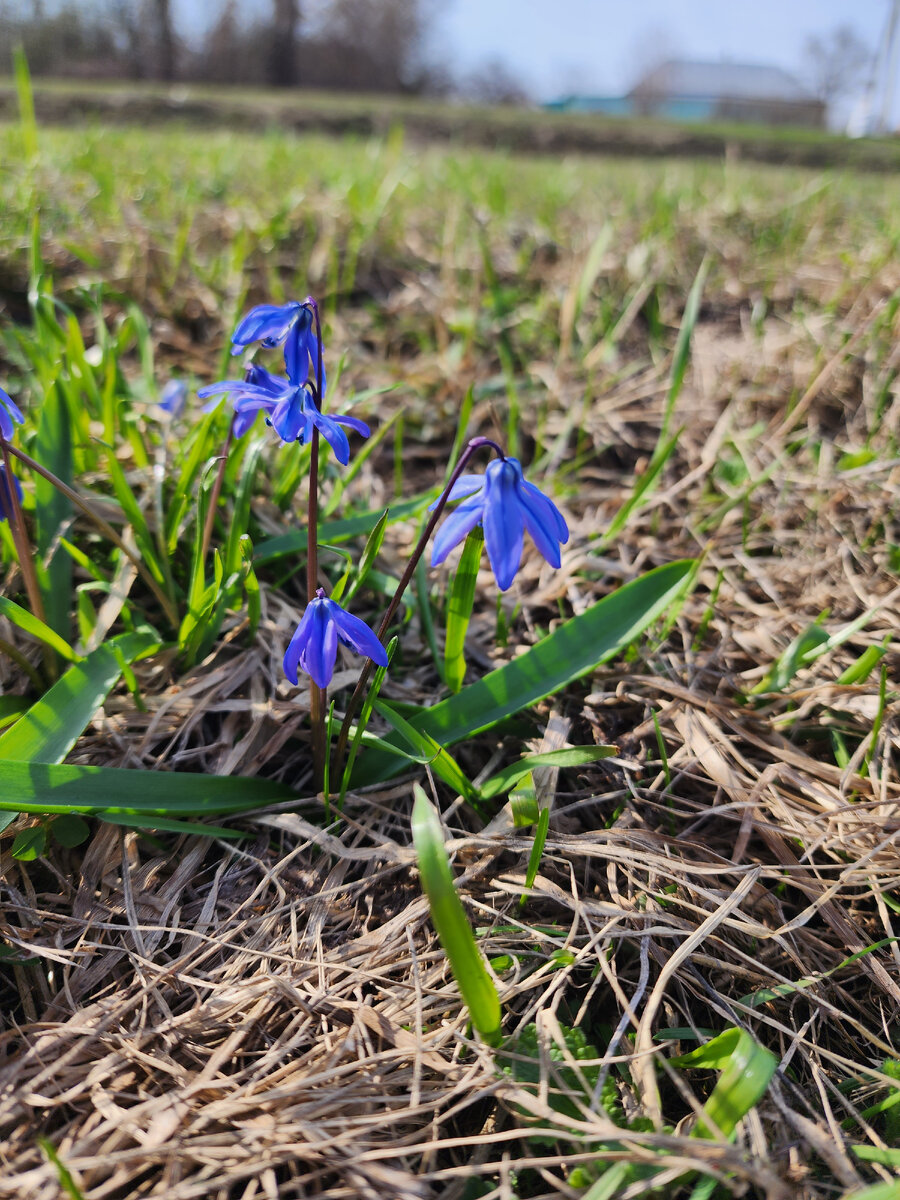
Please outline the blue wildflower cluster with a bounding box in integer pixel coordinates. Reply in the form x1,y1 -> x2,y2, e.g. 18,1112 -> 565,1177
201,298 -> 569,697
199,300 -> 369,465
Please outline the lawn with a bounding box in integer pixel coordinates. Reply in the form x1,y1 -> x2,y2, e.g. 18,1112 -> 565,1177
0,105 -> 898,1200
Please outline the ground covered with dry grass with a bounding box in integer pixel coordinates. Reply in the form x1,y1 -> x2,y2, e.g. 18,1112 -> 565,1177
0,119 -> 898,1198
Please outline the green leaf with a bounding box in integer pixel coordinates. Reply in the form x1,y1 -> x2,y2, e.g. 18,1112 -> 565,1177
49,813 -> 90,847
670,1027 -> 777,1139
99,813 -> 246,839
840,1180 -> 900,1200
0,596 -> 81,662
0,631 -> 157,764
373,699 -> 477,801
12,824 -> 46,860
354,560 -> 694,786
0,760 -> 293,817
255,493 -> 432,564
445,527 -> 483,693
521,804 -> 551,906
479,745 -> 617,801
411,786 -> 501,1045
346,508 -> 389,602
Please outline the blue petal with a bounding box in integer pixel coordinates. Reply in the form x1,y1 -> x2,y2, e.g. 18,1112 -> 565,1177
311,409 -> 350,465
231,302 -> 301,352
519,486 -> 563,568
0,406 -> 13,441
284,314 -> 314,386
197,380 -> 247,399
431,496 -> 484,567
0,388 -> 24,427
521,480 -> 569,543
328,602 -> 388,666
304,602 -> 339,688
283,606 -> 316,685
270,392 -> 306,443
159,379 -> 188,416
233,407 -> 261,437
0,467 -> 21,523
335,415 -> 370,437
245,365 -> 292,397
429,474 -> 486,511
482,460 -> 524,591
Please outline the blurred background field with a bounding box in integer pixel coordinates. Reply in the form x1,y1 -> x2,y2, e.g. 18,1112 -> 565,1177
1,3 -> 900,1199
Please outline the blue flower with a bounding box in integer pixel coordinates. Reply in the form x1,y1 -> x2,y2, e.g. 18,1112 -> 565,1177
198,366 -> 368,461
284,589 -> 388,689
231,301 -> 311,356
0,387 -> 25,441
158,379 -> 188,417
0,465 -> 22,523
431,457 -> 569,591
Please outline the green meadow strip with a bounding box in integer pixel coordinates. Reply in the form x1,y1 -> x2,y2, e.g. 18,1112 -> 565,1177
0,630 -> 158,764
355,559 -> 694,785
0,760 -> 293,816
411,785 -> 501,1046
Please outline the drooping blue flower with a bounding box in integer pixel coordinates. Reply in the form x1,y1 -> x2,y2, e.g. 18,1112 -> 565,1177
231,301 -> 311,356
199,368 -> 369,461
431,456 -> 569,591
0,465 -> 22,523
0,387 -> 25,441
158,379 -> 188,417
284,588 -> 388,689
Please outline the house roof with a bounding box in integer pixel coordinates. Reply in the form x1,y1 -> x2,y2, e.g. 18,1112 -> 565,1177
629,59 -> 816,102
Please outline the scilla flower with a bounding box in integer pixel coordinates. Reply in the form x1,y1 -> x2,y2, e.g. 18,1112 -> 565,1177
0,387 -> 24,441
231,301 -> 312,356
284,589 -> 388,689
158,379 -> 188,417
432,456 -> 569,591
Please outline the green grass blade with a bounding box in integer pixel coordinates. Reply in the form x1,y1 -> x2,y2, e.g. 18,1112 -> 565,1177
32,380 -> 74,638
479,745 -> 617,801
444,527 -> 483,693
339,636 -> 397,807
99,813 -> 246,839
0,596 -> 80,662
0,631 -> 157,764
0,760 -> 293,816
346,509 -> 389,602
670,1027 -> 777,1140
373,699 -> 477,801
664,255 -> 709,435
520,804 -> 551,907
13,44 -> 38,162
354,560 -> 694,785
411,785 -> 501,1045
255,493 -> 432,565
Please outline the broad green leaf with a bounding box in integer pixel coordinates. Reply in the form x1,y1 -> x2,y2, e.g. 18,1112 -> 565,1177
0,596 -> 81,662
0,631 -> 157,764
479,745 -> 617,801
0,760 -> 293,816
411,786 -> 501,1045
840,1180 -> 900,1200
354,560 -> 694,786
445,527 -> 483,693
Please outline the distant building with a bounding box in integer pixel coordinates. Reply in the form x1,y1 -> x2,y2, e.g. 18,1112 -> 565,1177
547,60 -> 826,129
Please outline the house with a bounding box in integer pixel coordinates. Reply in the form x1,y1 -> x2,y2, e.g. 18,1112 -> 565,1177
547,60 -> 826,129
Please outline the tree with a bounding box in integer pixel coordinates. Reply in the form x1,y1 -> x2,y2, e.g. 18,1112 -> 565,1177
151,0 -> 176,81
804,24 -> 871,104
268,0 -> 299,87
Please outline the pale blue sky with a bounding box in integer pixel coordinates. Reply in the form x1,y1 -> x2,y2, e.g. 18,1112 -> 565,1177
427,0 -> 896,121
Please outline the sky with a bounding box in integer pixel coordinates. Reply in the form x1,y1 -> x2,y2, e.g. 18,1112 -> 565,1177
425,0 -> 898,125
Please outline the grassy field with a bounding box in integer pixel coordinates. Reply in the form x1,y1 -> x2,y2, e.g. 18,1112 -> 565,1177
3,77 -> 900,172
0,106 -> 899,1200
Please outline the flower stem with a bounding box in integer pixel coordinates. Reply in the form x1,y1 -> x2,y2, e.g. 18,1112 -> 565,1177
200,419 -> 233,566
0,439 -> 47,629
332,436 -> 502,780
307,300 -> 327,794
3,441 -> 180,630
